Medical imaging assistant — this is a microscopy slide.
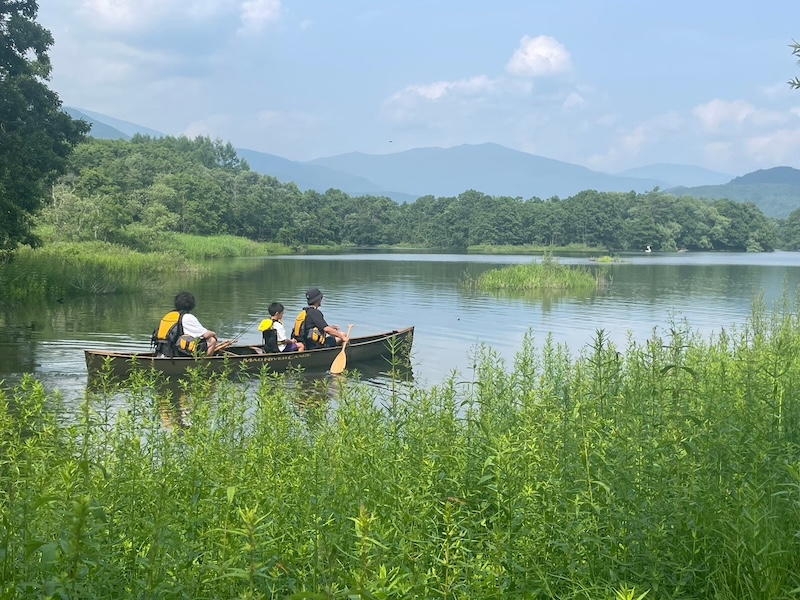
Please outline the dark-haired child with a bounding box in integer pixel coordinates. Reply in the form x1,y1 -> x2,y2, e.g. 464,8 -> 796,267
268,302 -> 304,352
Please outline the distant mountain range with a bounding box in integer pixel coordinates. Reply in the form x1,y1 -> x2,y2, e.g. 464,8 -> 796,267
65,106 -> 800,217
668,167 -> 800,218
616,164 -> 733,188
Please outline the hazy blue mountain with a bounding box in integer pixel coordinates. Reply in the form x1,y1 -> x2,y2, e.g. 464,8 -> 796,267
66,107 -> 415,200
75,107 -> 800,215
64,107 -> 130,140
729,166 -> 800,186
307,143 -> 664,199
69,107 -> 165,138
668,179 -> 800,219
236,148 -> 416,201
616,163 -> 732,188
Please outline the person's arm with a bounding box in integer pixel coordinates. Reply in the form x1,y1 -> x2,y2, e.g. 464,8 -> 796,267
324,325 -> 348,343
183,314 -> 214,339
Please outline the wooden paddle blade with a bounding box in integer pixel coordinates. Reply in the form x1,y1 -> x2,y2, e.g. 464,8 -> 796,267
330,348 -> 347,374
329,324 -> 354,374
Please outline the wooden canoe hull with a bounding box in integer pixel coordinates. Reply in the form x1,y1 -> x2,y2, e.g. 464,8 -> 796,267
85,327 -> 414,380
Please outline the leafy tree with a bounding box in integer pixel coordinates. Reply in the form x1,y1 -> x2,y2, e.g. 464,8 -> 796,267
0,0 -> 89,251
777,207 -> 800,249
790,40 -> 800,89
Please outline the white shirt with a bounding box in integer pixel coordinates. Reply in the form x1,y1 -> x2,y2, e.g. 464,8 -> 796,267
274,320 -> 290,351
182,313 -> 208,338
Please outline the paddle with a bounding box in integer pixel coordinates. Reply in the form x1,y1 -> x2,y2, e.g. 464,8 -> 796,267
329,324 -> 353,374
211,339 -> 237,355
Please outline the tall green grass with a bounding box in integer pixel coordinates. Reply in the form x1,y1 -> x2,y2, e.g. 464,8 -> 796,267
162,234 -> 291,259
2,298 -> 800,598
466,254 -> 606,291
0,242 -> 194,303
0,234 -> 290,304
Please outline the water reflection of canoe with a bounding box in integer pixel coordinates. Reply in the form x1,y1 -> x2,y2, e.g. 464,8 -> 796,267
85,326 -> 414,379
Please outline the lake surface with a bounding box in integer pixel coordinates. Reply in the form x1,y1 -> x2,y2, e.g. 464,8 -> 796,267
3,250 -> 800,406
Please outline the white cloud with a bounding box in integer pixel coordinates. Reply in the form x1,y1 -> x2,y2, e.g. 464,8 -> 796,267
760,81 -> 794,99
588,125 -> 650,170
693,99 -> 755,130
392,76 -> 496,103
239,0 -> 281,34
79,0 -> 201,29
744,128 -> 800,165
506,35 -> 571,77
691,99 -> 784,131
49,34 -> 186,88
620,126 -> 648,154
79,0 -> 280,32
384,75 -> 499,122
563,92 -> 584,109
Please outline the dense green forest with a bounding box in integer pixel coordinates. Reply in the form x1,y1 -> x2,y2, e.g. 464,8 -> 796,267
33,135 -> 792,253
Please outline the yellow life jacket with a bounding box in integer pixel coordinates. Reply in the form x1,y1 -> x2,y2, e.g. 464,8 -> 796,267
152,310 -> 195,356
259,318 -> 279,353
294,307 -> 326,345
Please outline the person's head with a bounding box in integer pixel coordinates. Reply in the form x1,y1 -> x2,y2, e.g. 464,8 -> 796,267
268,302 -> 284,320
174,291 -> 196,312
306,287 -> 323,306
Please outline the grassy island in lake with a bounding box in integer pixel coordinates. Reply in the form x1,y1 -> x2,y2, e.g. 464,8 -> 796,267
467,254 -> 605,291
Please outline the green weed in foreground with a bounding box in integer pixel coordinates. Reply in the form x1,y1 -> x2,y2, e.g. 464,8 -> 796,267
2,299 -> 800,598
466,254 -> 606,291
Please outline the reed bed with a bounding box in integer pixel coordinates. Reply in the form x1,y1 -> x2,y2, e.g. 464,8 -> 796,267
0,242 -> 193,303
163,234 -> 290,259
467,255 -> 605,291
2,300 -> 800,598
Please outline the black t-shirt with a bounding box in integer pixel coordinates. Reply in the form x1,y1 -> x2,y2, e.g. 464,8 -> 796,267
305,306 -> 328,333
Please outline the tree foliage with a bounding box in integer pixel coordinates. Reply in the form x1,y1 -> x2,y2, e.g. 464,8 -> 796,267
34,136 -> 784,253
790,40 -> 800,89
0,0 -> 89,251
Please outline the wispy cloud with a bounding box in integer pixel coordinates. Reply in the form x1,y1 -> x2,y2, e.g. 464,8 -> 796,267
563,92 -> 585,109
391,76 -> 496,103
239,0 -> 281,34
744,128 -> 800,165
692,99 -> 784,131
79,0 -> 280,33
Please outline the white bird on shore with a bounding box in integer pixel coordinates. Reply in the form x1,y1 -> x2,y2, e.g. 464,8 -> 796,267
645,245 -> 652,253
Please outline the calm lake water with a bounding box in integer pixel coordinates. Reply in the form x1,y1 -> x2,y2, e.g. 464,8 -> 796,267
3,250 -> 800,406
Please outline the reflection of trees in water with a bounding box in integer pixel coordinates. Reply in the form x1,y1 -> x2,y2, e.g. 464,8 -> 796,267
0,318 -> 40,374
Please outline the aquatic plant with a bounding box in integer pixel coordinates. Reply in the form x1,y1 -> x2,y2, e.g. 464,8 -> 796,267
0,242 -> 192,303
466,254 -> 605,291
159,233 -> 290,259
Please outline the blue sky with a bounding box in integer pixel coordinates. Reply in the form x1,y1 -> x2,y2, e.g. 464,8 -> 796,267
38,0 -> 800,175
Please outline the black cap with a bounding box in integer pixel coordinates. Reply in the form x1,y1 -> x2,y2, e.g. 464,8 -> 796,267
306,287 -> 323,304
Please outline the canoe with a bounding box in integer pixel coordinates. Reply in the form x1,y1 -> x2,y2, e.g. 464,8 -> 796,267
85,326 -> 414,379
